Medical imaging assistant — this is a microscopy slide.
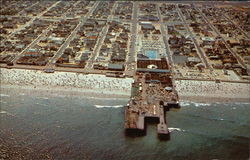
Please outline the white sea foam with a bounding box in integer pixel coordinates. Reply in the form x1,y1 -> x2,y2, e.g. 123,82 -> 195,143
89,96 -> 115,100
95,105 -> 123,108
235,102 -> 250,105
180,101 -> 211,107
0,94 -> 10,97
0,110 -> 15,116
194,102 -> 211,107
180,102 -> 191,107
34,102 -> 47,106
0,111 -> 7,114
210,117 -> 225,121
168,127 -> 185,132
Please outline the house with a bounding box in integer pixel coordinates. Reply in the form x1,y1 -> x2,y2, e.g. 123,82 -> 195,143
187,57 -> 201,64
201,37 -> 215,45
141,24 -> 155,31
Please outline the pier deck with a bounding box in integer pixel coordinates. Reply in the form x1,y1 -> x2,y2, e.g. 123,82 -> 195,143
124,72 -> 180,140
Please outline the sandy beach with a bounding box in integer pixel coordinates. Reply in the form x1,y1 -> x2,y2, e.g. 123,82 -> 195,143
175,80 -> 250,103
1,68 -> 249,103
0,68 -> 134,99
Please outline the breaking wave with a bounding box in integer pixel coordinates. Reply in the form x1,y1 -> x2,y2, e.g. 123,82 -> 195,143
0,94 -> 10,97
180,101 -> 249,108
0,110 -> 15,116
95,105 -> 123,108
0,111 -> 7,114
234,102 -> 250,105
168,127 -> 185,132
194,102 -> 211,107
180,102 -> 191,107
35,102 -> 48,106
180,101 -> 211,107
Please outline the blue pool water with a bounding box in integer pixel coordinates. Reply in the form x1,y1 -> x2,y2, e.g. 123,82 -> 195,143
145,50 -> 157,59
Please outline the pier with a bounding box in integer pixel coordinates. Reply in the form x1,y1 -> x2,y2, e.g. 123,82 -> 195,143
124,59 -> 180,140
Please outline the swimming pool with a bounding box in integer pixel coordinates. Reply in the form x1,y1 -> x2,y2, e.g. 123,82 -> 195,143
145,50 -> 157,59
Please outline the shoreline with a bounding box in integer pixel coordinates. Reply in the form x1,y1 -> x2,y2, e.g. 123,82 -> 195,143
179,95 -> 249,103
0,84 -> 130,100
1,83 -> 249,103
175,80 -> 250,103
0,68 -> 249,103
0,68 -> 134,99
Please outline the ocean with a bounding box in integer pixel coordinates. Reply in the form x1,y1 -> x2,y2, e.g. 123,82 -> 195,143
0,88 -> 249,160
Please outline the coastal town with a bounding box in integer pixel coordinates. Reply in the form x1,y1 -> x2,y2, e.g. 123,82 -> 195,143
1,1 -> 250,140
